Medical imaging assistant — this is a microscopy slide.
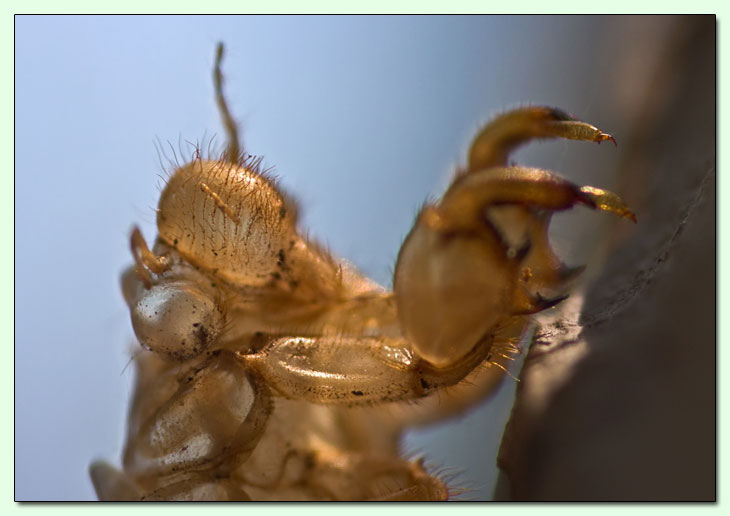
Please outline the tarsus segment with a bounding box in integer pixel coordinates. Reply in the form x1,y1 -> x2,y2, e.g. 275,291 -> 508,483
438,167 -> 636,231
578,186 -> 637,222
467,106 -> 617,172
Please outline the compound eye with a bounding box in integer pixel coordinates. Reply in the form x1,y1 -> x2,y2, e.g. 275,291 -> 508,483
130,281 -> 224,361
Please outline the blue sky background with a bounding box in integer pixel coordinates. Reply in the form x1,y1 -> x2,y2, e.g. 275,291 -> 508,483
15,15 -> 650,500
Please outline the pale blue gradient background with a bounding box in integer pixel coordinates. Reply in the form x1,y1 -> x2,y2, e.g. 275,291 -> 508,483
16,15 -> 636,500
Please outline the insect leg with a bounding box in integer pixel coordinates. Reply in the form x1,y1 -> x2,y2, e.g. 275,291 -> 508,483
394,166 -> 635,367
130,225 -> 170,288
243,334 -> 495,405
467,106 -> 616,171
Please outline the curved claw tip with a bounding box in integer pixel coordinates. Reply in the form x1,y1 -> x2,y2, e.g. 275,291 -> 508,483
536,292 -> 570,310
596,132 -> 618,147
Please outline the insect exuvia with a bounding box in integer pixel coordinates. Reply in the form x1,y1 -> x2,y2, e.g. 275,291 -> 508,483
90,43 -> 636,501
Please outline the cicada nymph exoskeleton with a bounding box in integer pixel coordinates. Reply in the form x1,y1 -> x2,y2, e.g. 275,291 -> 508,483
90,43 -> 635,501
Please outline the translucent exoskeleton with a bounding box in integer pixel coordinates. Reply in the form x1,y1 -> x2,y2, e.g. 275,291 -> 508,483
90,44 -> 636,501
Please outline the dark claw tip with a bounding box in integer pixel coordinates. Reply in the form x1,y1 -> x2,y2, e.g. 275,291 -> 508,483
596,133 -> 617,146
536,292 -> 570,310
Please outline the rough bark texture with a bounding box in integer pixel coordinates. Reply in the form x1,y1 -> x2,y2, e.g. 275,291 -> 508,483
495,16 -> 715,501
